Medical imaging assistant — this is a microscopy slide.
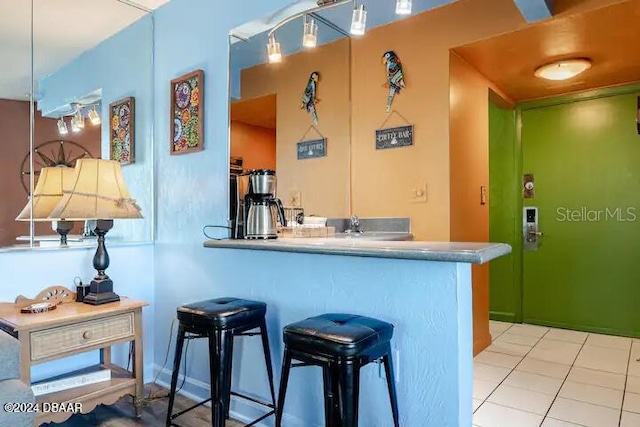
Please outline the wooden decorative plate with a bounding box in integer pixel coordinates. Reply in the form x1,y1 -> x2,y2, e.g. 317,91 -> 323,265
20,302 -> 57,314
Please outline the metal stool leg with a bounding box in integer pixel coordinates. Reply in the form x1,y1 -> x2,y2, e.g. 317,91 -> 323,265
337,361 -> 360,427
259,319 -> 277,408
275,349 -> 293,427
224,333 -> 235,420
383,347 -> 400,427
209,329 -> 233,427
165,324 -> 186,427
322,363 -> 340,427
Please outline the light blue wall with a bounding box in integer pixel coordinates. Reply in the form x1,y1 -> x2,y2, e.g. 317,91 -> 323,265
0,2 -> 474,425
152,245 -> 472,426
37,16 -> 154,243
152,1 -> 472,426
0,245 -> 155,381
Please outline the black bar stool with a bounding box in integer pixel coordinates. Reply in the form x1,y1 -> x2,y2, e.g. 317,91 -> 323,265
166,297 -> 277,427
275,313 -> 400,427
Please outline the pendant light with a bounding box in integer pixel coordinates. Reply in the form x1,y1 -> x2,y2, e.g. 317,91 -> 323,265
395,0 -> 412,15
267,33 -> 282,63
350,3 -> 367,36
57,118 -> 68,135
303,16 -> 318,49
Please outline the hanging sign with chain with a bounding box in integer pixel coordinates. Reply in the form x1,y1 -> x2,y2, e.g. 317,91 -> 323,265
297,125 -> 327,160
375,110 -> 413,150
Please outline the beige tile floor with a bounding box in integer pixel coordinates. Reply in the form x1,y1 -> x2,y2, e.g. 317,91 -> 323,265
474,321 -> 640,427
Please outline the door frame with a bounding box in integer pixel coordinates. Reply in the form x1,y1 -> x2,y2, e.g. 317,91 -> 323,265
496,82 -> 640,325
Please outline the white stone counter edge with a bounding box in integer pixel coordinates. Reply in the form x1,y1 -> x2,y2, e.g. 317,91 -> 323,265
204,238 -> 512,264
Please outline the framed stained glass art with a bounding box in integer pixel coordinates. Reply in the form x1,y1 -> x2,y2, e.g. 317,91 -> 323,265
109,97 -> 135,165
171,69 -> 204,155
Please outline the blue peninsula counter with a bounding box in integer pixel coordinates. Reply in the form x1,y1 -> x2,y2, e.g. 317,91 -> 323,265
201,238 -> 511,426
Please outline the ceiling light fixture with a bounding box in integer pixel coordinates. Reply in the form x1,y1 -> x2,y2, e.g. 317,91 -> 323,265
350,3 -> 367,36
267,33 -> 282,63
88,106 -> 101,125
395,0 -> 412,15
535,58 -> 592,81
74,109 -> 85,129
70,114 -> 82,133
57,118 -> 68,135
303,16 -> 318,49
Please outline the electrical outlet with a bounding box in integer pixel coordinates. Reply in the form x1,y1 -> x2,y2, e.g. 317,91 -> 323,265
410,184 -> 427,203
290,191 -> 302,207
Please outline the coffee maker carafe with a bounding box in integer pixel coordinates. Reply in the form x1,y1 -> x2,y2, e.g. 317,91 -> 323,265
244,170 -> 286,239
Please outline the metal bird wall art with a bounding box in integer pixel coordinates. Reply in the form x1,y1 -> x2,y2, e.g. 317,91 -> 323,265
382,51 -> 406,113
301,71 -> 320,125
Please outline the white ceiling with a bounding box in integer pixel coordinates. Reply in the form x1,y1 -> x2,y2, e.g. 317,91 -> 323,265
0,0 -> 169,101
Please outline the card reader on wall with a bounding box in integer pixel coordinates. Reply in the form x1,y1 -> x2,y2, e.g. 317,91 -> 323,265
524,207 -> 543,251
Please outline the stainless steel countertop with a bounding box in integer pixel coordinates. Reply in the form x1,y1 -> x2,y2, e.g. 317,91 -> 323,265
203,238 -> 512,264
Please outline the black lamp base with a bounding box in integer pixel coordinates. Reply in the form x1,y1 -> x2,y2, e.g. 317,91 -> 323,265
82,219 -> 120,306
54,220 -> 74,247
83,278 -> 120,305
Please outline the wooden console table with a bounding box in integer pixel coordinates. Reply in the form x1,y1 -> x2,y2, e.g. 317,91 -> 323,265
0,297 -> 148,425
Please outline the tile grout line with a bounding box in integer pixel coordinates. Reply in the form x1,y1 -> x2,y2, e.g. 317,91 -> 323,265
618,342 -> 634,427
479,325 -> 637,427
474,323 -> 514,414
538,331 -> 592,427
476,325 -> 550,418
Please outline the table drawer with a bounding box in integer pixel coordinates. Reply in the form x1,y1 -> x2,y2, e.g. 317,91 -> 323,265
30,312 -> 134,361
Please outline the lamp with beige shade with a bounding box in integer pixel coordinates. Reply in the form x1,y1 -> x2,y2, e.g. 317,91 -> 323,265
48,158 -> 143,305
16,167 -> 77,246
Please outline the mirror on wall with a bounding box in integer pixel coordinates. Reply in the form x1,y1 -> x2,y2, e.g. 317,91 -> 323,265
229,4 -> 352,233
12,0 -> 155,248
0,0 -> 33,248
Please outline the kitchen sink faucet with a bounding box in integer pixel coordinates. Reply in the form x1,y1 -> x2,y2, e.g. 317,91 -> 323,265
347,215 -> 363,234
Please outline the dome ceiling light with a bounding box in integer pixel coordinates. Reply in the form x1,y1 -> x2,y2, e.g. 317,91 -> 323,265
535,58 -> 592,81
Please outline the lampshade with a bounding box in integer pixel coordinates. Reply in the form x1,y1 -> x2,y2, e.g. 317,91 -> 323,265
16,167 -> 76,221
48,158 -> 143,220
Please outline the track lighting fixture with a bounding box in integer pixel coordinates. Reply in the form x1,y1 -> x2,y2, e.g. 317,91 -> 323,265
268,33 -> 283,63
395,0 -> 412,15
88,106 -> 101,125
56,104 -> 101,135
303,16 -> 318,49
74,109 -> 85,130
350,3 -> 367,36
70,118 -> 81,133
57,118 -> 68,135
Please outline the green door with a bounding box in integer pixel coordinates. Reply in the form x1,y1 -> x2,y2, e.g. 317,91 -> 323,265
521,93 -> 640,337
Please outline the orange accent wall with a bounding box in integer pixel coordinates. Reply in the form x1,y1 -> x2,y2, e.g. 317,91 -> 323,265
241,38 -> 351,217
350,0 -> 526,242
0,99 -> 101,247
230,121 -> 276,171
449,53 -> 516,355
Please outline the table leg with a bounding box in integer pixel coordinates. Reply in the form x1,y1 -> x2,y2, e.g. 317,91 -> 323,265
100,346 -> 111,366
133,308 -> 144,418
18,332 -> 30,384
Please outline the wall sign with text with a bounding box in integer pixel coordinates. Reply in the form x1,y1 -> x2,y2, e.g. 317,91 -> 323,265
376,125 -> 413,150
297,138 -> 327,160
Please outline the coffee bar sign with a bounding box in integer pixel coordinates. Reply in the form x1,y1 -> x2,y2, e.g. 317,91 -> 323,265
297,138 -> 327,160
375,125 -> 413,150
